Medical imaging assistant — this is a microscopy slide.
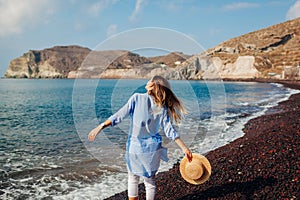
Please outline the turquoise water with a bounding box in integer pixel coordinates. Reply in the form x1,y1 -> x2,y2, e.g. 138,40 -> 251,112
0,79 -> 297,199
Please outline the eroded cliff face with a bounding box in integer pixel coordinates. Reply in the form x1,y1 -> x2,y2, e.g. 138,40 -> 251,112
4,18 -> 300,80
5,46 -> 91,78
174,17 -> 300,80
5,47 -> 188,79
67,50 -> 187,79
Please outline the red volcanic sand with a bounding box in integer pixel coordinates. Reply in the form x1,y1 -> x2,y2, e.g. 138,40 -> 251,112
106,81 -> 300,200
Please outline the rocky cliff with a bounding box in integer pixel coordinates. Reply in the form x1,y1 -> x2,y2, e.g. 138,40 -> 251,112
5,46 -> 90,78
4,46 -> 189,79
4,17 -> 300,80
174,17 -> 300,80
67,51 -> 188,79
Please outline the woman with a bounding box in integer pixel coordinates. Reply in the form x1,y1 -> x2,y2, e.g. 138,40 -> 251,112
88,75 -> 193,200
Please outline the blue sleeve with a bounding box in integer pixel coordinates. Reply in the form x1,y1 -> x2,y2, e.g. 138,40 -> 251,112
108,94 -> 136,126
161,109 -> 179,140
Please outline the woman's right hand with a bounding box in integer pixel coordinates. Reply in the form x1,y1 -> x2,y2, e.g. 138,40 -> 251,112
88,125 -> 102,141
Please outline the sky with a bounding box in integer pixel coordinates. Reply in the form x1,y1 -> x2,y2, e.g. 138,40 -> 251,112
1,0 -> 300,77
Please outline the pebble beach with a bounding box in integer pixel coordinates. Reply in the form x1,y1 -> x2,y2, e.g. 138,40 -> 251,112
106,81 -> 300,200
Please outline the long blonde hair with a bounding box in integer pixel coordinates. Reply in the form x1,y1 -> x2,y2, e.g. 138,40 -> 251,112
148,75 -> 186,124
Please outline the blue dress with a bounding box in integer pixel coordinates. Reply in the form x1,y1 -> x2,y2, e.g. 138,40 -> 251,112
108,93 -> 179,178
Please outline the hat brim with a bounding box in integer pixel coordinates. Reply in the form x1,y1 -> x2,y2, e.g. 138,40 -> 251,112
180,153 -> 212,185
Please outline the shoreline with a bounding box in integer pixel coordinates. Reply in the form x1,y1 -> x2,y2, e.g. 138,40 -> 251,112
106,81 -> 300,200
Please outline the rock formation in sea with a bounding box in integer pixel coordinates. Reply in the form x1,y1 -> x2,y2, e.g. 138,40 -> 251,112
4,17 -> 300,80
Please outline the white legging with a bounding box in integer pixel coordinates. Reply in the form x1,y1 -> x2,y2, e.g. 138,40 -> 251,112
128,172 -> 156,200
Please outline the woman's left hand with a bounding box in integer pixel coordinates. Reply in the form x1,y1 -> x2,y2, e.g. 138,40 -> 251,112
184,148 -> 193,162
174,138 -> 193,162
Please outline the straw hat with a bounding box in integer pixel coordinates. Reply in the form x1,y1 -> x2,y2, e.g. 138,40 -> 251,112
180,153 -> 211,185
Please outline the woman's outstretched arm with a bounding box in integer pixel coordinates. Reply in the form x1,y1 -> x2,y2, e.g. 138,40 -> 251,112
88,119 -> 112,141
88,94 -> 137,142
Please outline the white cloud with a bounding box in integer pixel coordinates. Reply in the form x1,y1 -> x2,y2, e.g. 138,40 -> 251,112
286,0 -> 300,20
129,0 -> 147,23
222,2 -> 260,11
165,2 -> 180,12
208,28 -> 223,37
88,2 -> 104,17
107,24 -> 118,37
87,0 -> 119,17
0,0 -> 54,37
74,22 -> 86,31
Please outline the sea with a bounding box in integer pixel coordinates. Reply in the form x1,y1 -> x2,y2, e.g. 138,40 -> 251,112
0,79 -> 299,200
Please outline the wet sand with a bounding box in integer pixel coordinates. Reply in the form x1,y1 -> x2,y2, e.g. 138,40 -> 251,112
106,81 -> 300,200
